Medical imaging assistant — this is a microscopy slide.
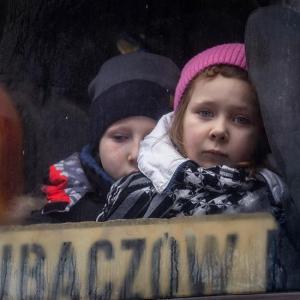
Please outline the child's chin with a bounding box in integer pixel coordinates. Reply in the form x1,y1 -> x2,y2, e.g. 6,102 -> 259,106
199,160 -> 231,168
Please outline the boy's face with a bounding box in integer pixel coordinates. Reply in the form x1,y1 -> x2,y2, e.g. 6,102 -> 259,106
182,74 -> 262,168
99,116 -> 156,179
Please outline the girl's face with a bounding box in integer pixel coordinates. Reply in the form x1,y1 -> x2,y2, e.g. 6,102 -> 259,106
182,74 -> 262,168
99,116 -> 156,180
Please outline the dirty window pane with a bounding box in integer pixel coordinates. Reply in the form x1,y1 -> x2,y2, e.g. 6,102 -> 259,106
0,0 -> 300,298
0,0 -> 258,212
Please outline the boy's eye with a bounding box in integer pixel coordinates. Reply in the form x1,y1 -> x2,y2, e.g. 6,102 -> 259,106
233,115 -> 251,125
112,134 -> 129,142
198,110 -> 214,118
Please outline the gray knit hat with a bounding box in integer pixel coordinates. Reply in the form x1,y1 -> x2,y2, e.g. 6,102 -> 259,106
88,51 -> 179,101
88,52 -> 179,149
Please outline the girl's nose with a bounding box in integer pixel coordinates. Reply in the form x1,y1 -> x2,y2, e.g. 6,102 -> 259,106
209,119 -> 229,142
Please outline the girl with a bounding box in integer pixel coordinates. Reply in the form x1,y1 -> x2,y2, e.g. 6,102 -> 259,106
99,43 -> 288,221
26,51 -> 179,223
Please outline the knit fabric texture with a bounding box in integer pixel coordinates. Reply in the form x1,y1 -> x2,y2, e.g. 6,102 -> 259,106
87,52 -> 179,149
173,43 -> 247,110
89,80 -> 172,149
89,51 -> 180,102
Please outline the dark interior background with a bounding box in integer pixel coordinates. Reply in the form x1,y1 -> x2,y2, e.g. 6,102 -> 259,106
0,0 -> 276,194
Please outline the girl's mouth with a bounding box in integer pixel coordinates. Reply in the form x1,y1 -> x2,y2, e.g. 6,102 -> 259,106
202,150 -> 227,157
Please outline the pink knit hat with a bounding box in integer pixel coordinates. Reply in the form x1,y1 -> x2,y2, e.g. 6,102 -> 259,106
173,43 -> 247,110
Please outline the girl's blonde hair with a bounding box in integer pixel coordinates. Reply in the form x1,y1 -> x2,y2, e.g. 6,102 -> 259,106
169,64 -> 270,171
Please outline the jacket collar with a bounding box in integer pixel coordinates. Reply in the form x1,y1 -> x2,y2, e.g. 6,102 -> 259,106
42,145 -> 113,214
138,112 -> 187,193
138,113 -> 289,204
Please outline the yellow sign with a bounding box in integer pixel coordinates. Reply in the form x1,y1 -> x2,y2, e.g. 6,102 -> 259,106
0,213 -> 277,299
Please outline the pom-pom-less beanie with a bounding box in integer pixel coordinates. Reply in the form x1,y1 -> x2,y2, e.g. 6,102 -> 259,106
173,43 -> 247,110
88,52 -> 179,149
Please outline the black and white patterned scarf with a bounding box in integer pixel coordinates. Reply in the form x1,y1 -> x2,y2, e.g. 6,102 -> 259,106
98,161 -> 282,221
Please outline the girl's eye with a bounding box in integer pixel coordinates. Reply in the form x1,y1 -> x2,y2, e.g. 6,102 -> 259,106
233,115 -> 251,125
198,110 -> 214,118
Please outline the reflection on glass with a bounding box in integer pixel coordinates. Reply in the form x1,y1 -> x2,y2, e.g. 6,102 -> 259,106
0,85 -> 23,223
